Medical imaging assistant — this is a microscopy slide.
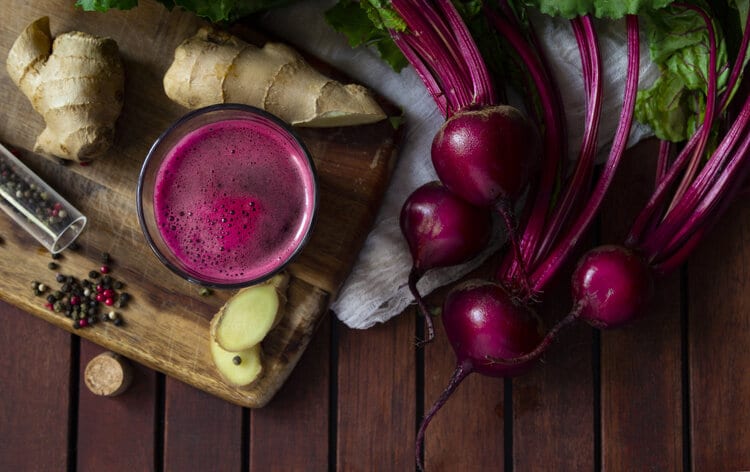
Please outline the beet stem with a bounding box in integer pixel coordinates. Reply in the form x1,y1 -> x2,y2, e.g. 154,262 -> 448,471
531,15 -> 640,292
496,199 -> 532,297
416,361 -> 472,472
486,8 -> 565,278
486,307 -> 581,366
408,267 -> 436,343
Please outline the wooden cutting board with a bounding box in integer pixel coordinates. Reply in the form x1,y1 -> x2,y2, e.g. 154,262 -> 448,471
0,0 -> 399,407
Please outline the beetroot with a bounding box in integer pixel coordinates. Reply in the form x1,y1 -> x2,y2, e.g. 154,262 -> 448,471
400,182 -> 493,341
416,279 -> 543,470
431,105 -> 538,206
572,245 -> 654,329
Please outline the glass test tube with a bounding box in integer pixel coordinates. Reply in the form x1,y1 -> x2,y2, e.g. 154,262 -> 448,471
0,143 -> 87,254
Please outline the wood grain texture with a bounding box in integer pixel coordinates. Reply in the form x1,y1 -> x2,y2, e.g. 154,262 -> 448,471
513,276 -> 594,472
337,313 -> 416,471
77,340 -> 157,472
688,202 -> 750,470
163,379 -> 243,472
600,142 -> 684,470
250,314 -> 331,470
0,300 -> 72,472
0,0 -> 398,407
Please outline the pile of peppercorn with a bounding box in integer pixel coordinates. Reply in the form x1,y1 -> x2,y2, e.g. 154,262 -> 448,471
32,251 -> 130,329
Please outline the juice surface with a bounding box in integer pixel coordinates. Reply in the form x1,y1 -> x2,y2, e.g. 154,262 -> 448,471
153,119 -> 314,284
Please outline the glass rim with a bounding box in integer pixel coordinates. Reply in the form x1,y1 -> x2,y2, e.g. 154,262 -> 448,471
136,103 -> 318,290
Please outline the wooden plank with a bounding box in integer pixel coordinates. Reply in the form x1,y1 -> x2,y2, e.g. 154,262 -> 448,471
163,380 -> 244,472
77,340 -> 157,472
249,314 -> 331,470
688,201 -> 750,470
599,141 -> 683,470
0,300 -> 72,471
513,276 -> 594,471
0,0 -> 398,408
337,313 -> 416,470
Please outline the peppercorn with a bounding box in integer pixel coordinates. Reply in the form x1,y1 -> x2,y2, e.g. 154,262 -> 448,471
50,252 -> 61,260
102,275 -> 112,285
199,287 -> 212,297
88,270 -> 99,279
101,252 -> 110,264
46,294 -> 57,303
113,281 -> 124,290
47,262 -> 58,270
100,265 -> 110,275
31,281 -> 40,290
119,293 -> 130,304
55,273 -> 65,283
73,320 -> 81,329
113,317 -> 123,327
87,316 -> 96,325
232,356 -> 242,365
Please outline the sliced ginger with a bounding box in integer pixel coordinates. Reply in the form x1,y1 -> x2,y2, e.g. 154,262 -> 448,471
210,340 -> 263,388
6,17 -> 124,161
163,27 -> 386,127
210,272 -> 289,352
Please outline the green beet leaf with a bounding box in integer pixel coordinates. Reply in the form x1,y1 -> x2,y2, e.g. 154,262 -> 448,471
520,0 -> 675,19
636,3 -> 730,142
325,0 -> 409,71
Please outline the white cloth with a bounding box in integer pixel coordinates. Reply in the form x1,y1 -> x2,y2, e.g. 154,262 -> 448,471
263,1 -> 659,329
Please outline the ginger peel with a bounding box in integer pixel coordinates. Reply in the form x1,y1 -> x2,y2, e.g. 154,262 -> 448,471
164,27 -> 387,127
6,17 -> 125,161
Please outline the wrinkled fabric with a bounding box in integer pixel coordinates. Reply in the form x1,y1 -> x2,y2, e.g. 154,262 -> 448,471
263,1 -> 659,329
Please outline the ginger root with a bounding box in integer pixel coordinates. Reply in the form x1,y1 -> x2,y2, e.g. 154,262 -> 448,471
163,27 -> 386,127
6,17 -> 124,161
208,272 -> 290,388
210,272 -> 289,352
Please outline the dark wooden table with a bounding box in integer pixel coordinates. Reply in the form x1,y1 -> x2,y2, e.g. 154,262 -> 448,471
2,143 -> 749,471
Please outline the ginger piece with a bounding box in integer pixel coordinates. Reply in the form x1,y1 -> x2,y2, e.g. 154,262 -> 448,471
6,17 -> 124,161
209,272 -> 289,352
163,27 -> 386,127
210,339 -> 263,388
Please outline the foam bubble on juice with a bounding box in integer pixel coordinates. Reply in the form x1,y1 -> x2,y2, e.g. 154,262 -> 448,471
154,118 -> 314,284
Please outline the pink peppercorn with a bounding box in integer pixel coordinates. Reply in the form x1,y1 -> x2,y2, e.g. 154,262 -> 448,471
104,298 -> 114,306
70,296 -> 80,305
100,265 -> 110,274
102,289 -> 114,298
96,294 -> 104,302
96,284 -> 104,292
79,318 -> 88,327
45,302 -> 54,310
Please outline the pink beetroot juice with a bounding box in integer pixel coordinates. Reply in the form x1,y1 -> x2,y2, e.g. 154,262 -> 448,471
153,118 -> 316,285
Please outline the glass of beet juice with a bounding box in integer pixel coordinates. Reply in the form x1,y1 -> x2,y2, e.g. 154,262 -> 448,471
137,104 -> 317,289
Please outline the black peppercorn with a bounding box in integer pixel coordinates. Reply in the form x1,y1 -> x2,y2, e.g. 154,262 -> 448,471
113,317 -> 123,327
232,356 -> 242,365
88,270 -> 99,279
51,252 -> 61,260
46,294 -> 57,303
55,274 -> 65,283
47,261 -> 58,270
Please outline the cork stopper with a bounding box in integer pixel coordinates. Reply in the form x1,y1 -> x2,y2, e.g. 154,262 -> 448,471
84,351 -> 133,397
